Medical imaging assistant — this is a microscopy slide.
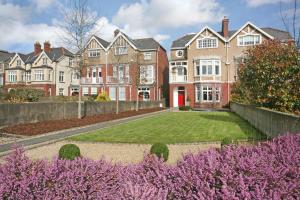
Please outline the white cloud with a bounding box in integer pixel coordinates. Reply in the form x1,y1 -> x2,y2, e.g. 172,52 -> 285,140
246,0 -> 292,7
0,1 -> 30,21
30,0 -> 56,11
111,0 -> 225,43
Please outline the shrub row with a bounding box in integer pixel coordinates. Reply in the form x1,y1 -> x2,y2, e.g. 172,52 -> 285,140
5,88 -> 44,103
0,134 -> 299,199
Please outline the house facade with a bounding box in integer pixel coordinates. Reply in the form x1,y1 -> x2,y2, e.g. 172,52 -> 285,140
5,42 -> 77,96
169,17 -> 293,108
0,50 -> 14,87
81,30 -> 169,101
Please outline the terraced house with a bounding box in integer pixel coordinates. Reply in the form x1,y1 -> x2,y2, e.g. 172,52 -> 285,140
169,17 -> 293,108
81,29 -> 169,101
5,42 -> 76,96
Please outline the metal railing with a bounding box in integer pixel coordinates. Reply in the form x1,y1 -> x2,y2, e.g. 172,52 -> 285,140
107,76 -> 131,84
170,75 -> 188,83
81,77 -> 103,84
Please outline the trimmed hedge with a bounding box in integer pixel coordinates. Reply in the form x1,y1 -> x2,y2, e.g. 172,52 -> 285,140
59,144 -> 81,160
6,88 -> 44,102
150,143 -> 169,161
0,134 -> 299,199
179,106 -> 191,111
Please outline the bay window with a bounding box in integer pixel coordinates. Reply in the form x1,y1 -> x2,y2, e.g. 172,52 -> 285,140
109,87 -> 116,100
195,59 -> 221,76
140,65 -> 154,83
8,71 -> 17,82
119,87 -> 126,101
144,52 -> 151,60
34,70 -> 44,81
195,85 -> 221,103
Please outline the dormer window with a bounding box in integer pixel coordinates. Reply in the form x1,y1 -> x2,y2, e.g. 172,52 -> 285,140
238,34 -> 261,46
16,59 -> 21,66
197,37 -> 218,49
43,57 -> 48,65
176,50 -> 184,58
88,49 -> 100,57
115,46 -> 128,55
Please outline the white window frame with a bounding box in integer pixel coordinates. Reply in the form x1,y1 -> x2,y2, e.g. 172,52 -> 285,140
195,59 -> 221,76
197,37 -> 218,49
42,57 -> 48,65
109,87 -> 116,100
83,87 -> 89,96
202,86 -> 213,102
59,88 -> 64,96
59,71 -> 64,82
140,65 -> 154,83
34,70 -> 44,81
16,59 -> 22,67
119,87 -> 126,101
88,49 -> 100,57
115,46 -> 128,55
237,34 -> 261,46
138,87 -> 150,101
25,71 -> 31,82
8,71 -> 17,83
144,52 -> 151,60
176,50 -> 184,58
91,87 -> 98,95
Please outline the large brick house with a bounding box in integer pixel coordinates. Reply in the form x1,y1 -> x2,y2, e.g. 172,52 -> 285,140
5,42 -> 76,96
81,29 -> 169,101
169,17 -> 293,108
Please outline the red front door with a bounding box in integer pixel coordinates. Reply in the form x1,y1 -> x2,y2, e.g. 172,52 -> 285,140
178,91 -> 185,107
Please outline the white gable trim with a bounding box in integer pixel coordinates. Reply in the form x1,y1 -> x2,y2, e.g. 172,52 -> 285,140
85,35 -> 107,51
9,54 -> 24,66
34,51 -> 52,65
228,22 -> 274,41
185,26 -> 226,47
106,32 -> 137,51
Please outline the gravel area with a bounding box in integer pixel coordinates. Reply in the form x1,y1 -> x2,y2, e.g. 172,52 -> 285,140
24,141 -> 220,165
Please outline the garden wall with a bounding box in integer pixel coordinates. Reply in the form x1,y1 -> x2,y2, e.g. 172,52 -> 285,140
0,101 -> 164,127
231,102 -> 300,137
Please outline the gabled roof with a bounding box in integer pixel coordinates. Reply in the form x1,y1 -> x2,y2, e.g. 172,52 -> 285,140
0,51 -> 15,63
133,38 -> 162,50
93,35 -> 110,48
228,22 -> 274,41
171,22 -> 292,49
261,28 -> 293,41
107,31 -> 138,50
171,34 -> 196,49
185,26 -> 227,47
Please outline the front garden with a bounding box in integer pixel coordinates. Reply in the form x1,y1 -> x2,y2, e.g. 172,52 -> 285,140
70,111 -> 265,144
0,134 -> 298,199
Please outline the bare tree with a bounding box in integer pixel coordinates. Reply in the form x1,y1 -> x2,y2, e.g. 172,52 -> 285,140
57,0 -> 97,118
280,0 -> 300,49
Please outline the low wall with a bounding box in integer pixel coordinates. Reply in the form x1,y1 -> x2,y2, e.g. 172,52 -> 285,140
0,101 -> 164,127
230,102 -> 300,138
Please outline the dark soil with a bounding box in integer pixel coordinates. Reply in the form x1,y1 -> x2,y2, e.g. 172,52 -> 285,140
1,108 -> 164,136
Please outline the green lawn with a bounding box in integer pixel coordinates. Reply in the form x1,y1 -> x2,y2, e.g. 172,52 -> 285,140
69,111 -> 265,144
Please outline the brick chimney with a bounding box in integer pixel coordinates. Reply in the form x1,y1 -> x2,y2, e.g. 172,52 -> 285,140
222,16 -> 229,38
44,41 -> 51,53
34,42 -> 42,55
114,29 -> 120,37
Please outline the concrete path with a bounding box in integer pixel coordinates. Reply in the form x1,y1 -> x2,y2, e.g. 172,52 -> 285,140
24,141 -> 220,165
0,109 -> 170,156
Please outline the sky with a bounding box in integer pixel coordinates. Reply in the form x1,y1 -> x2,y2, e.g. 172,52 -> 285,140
0,0 -> 299,53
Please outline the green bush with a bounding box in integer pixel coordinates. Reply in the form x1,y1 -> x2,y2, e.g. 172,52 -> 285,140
221,137 -> 232,147
150,143 -> 169,162
6,88 -> 44,102
59,144 -> 81,160
179,106 -> 191,111
95,91 -> 111,102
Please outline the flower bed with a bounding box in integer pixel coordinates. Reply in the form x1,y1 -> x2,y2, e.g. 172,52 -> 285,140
0,108 -> 164,136
0,134 -> 299,199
